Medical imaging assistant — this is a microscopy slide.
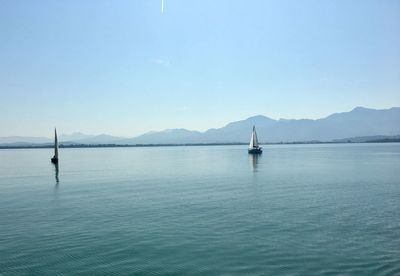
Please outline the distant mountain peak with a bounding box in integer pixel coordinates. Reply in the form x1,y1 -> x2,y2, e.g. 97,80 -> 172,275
351,106 -> 398,112
245,115 -> 275,121
351,106 -> 372,112
160,128 -> 198,134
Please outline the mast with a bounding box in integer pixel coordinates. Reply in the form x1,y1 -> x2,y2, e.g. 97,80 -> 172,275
54,128 -> 59,159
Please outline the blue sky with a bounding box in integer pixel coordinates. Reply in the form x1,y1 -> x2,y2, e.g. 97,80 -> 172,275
1,0 -> 399,137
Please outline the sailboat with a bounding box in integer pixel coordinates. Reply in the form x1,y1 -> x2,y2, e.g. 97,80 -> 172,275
51,128 -> 59,164
248,126 -> 262,154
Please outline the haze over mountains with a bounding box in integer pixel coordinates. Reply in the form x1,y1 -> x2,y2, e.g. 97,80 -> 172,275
1,107 -> 400,146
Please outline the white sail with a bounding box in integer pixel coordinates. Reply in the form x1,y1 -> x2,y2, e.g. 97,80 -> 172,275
253,126 -> 259,147
249,130 -> 254,148
54,128 -> 59,159
249,126 -> 259,148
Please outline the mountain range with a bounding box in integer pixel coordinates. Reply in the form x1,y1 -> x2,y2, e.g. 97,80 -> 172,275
1,107 -> 400,146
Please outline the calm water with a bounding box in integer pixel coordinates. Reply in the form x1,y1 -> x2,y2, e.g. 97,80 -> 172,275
0,144 -> 399,275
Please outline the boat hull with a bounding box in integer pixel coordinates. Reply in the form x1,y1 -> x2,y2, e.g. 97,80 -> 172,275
248,148 -> 262,154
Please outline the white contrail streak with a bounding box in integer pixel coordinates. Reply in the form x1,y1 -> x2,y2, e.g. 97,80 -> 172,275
161,0 -> 164,13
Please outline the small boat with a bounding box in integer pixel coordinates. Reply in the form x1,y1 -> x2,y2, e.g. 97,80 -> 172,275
51,128 -> 59,164
248,126 -> 262,154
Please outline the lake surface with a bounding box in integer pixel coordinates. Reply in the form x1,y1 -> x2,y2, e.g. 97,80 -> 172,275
0,144 -> 399,275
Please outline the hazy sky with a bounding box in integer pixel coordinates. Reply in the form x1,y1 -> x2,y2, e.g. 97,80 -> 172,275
1,0 -> 399,137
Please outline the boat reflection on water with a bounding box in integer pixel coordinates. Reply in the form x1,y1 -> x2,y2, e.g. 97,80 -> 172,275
249,153 -> 261,172
53,162 -> 59,184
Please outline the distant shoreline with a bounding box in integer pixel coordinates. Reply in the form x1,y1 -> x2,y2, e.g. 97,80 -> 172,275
1,139 -> 399,149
